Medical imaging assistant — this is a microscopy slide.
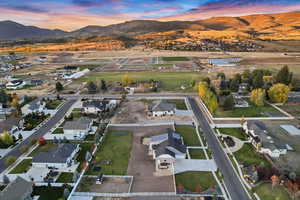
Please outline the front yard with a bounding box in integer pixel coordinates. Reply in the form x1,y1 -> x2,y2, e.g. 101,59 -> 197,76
45,99 -> 63,110
188,149 -> 206,159
234,144 -> 271,167
254,183 -> 291,200
175,125 -> 200,146
218,128 -> 248,141
175,171 -> 217,192
86,130 -> 132,175
9,159 -> 32,174
24,113 -> 49,131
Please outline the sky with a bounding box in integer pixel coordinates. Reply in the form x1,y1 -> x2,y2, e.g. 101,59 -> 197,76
0,0 -> 300,31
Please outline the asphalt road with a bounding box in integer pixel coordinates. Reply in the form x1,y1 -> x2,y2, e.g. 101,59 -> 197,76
0,99 -> 76,173
188,97 -> 251,200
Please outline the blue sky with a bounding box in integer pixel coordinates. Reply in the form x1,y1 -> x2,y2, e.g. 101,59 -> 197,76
0,0 -> 299,30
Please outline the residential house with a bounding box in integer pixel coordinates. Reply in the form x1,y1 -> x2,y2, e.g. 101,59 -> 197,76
6,80 -> 25,90
0,176 -> 33,200
148,100 -> 176,117
0,116 -> 23,137
63,117 -> 93,139
21,99 -> 46,116
144,129 -> 186,176
28,79 -> 43,86
237,83 -> 249,96
243,120 -> 288,158
82,99 -> 118,114
32,143 -> 80,169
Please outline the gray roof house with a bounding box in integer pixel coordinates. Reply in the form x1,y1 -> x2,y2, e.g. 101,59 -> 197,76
82,100 -> 109,113
63,117 -> 93,139
0,176 -> 33,200
148,100 -> 176,117
243,120 -> 288,158
21,99 -> 46,115
32,143 -> 79,168
146,129 -> 186,176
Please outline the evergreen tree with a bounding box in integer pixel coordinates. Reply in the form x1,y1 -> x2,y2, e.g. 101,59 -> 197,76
252,73 -> 264,89
55,82 -> 63,92
87,81 -> 97,94
223,95 -> 235,110
276,65 -> 293,85
100,79 -> 107,91
0,89 -> 9,105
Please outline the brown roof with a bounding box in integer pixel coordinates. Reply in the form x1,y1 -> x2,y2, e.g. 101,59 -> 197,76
0,116 -> 21,134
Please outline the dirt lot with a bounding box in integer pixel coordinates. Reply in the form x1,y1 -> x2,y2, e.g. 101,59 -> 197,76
111,125 -> 175,192
78,176 -> 131,193
111,100 -> 193,123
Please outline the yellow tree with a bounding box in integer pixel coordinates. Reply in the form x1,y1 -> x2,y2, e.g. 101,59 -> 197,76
198,82 -> 207,100
122,73 -> 133,87
0,131 -> 14,146
268,83 -> 290,103
250,89 -> 265,106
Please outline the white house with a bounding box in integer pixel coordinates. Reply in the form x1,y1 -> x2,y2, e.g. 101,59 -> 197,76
148,100 -> 176,117
21,99 -> 46,115
63,117 -> 93,139
82,100 -> 118,114
144,129 -> 186,176
32,143 -> 80,169
243,121 -> 287,158
6,80 -> 25,90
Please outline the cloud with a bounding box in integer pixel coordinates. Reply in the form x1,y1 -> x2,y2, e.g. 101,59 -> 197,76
0,3 -> 48,13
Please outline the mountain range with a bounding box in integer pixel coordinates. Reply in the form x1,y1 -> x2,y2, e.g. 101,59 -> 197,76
1,11 -> 300,40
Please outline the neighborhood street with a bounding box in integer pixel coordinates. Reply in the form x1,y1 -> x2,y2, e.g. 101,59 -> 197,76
188,97 -> 251,200
0,99 -> 76,173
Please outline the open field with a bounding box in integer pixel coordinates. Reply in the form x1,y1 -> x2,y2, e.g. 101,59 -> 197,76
74,71 -> 203,91
162,57 -> 190,61
214,103 -> 284,118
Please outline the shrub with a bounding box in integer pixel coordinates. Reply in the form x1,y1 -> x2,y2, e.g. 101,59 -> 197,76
5,156 -> 16,166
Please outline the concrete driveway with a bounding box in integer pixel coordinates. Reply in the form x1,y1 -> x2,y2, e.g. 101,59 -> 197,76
174,159 -> 217,174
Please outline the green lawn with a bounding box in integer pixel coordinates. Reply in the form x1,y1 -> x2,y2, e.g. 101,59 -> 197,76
75,72 -> 203,91
189,149 -> 206,159
24,114 -> 49,130
168,99 -> 188,110
175,171 -> 216,192
86,130 -> 132,175
72,108 -> 82,112
214,103 -> 283,118
218,128 -> 247,140
52,127 -> 64,134
254,183 -> 291,200
9,159 -> 32,174
234,144 -> 271,167
56,172 -> 73,183
33,186 -> 72,200
77,143 -> 94,171
176,125 -> 200,146
71,111 -> 83,118
151,64 -> 173,67
45,100 -> 63,110
29,143 -> 57,156
162,57 -> 190,61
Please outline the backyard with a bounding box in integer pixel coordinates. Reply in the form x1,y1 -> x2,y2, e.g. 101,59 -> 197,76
77,143 -> 94,171
214,103 -> 284,118
56,172 -> 73,183
86,130 -> 132,175
254,183 -> 291,200
175,125 -> 200,146
32,186 -> 72,200
168,99 -> 188,110
75,72 -> 203,91
175,171 -> 217,192
234,144 -> 271,167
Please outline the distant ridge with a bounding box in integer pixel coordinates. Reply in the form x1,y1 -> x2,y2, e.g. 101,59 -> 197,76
1,11 -> 300,40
